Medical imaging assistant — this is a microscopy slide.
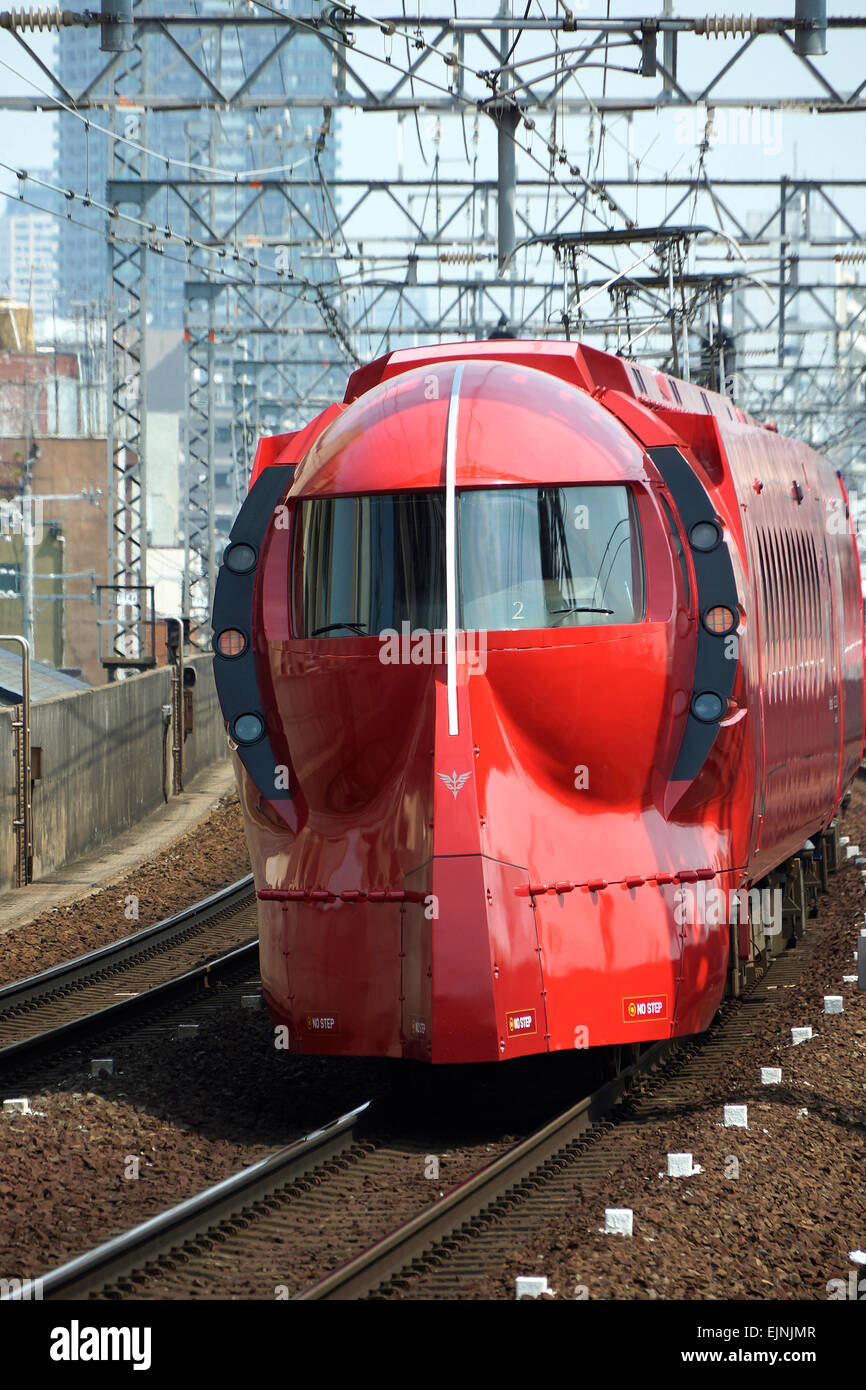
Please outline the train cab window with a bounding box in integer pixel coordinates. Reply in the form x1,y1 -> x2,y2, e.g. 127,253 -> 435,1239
293,493 -> 446,636
459,485 -> 644,630
293,485 -> 645,638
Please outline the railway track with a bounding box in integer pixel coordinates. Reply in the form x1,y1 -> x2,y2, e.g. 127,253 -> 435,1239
0,876 -> 257,1066
0,1101 -> 375,1301
3,811 -> 853,1302
6,921 -> 815,1303
298,940 -> 816,1300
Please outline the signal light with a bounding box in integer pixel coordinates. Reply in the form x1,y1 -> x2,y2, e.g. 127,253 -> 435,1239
216,628 -> 247,659
692,691 -> 725,724
233,713 -> 265,745
703,606 -> 736,636
689,520 -> 722,552
223,542 -> 257,574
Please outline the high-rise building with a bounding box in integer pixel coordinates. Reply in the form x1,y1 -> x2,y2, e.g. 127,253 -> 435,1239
53,2 -> 337,326
0,184 -> 60,318
53,3 -> 342,562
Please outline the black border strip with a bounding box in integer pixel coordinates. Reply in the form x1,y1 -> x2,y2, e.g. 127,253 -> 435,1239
211,465 -> 295,801
648,446 -> 739,784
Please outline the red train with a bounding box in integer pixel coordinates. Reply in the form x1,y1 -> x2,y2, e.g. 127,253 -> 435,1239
212,340 -> 864,1064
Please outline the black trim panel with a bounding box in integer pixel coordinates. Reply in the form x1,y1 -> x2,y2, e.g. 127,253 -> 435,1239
211,465 -> 295,801
648,446 -> 739,783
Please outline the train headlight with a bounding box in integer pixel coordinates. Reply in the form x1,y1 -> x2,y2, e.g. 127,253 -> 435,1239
689,520 -> 722,552
232,713 -> 265,744
691,691 -> 725,723
223,542 -> 258,574
215,628 -> 248,658
702,605 -> 737,637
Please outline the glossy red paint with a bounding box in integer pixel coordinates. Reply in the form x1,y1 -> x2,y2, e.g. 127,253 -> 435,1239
218,340 -> 865,1064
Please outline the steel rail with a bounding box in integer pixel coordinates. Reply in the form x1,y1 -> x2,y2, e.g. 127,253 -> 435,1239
1,1101 -> 374,1301
293,1039 -> 671,1300
0,874 -> 254,1016
0,875 -> 258,1066
0,940 -> 260,1066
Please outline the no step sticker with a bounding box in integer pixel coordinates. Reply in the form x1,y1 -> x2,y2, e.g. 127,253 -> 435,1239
622,995 -> 668,1023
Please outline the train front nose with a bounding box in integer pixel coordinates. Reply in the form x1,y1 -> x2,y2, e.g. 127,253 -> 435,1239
214,356 -> 730,1061
247,476 -> 667,1064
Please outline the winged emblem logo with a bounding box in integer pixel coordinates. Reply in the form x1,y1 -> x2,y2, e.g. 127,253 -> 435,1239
437,770 -> 472,800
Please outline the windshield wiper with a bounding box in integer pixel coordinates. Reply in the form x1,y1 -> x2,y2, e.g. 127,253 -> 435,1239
553,608 -> 614,631
310,621 -> 369,636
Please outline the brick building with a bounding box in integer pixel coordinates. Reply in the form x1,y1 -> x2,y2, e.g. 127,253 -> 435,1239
0,346 -> 109,685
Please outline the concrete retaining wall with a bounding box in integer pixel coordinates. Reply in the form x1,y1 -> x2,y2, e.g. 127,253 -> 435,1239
0,655 -> 227,890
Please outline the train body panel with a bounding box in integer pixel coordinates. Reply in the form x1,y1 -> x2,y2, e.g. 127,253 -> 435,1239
214,340 -> 864,1063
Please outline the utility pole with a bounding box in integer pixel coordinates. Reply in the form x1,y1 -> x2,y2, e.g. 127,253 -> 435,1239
493,0 -> 519,280
21,432 -> 38,653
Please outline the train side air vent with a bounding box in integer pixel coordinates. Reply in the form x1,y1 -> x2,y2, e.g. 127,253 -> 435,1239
631,367 -> 647,395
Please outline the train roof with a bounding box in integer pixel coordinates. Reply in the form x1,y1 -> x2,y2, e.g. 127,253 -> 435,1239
343,338 -> 767,435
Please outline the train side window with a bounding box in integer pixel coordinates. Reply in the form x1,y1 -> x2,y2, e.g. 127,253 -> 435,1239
657,493 -> 692,604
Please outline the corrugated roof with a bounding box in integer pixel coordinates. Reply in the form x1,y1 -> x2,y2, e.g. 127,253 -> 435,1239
0,649 -> 90,705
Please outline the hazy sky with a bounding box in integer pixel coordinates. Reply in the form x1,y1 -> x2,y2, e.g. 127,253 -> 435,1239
0,1 -> 864,309
1,4 -> 864,191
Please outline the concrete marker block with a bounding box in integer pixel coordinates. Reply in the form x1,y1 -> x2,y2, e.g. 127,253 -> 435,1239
604,1208 -> 634,1236
791,1026 -> 813,1044
666,1153 -> 694,1178
90,1058 -> 113,1076
846,844 -> 860,858
177,1023 -> 200,1039
724,1104 -> 748,1128
761,1067 -> 782,1085
860,931 -> 866,991
843,975 -> 858,983
824,995 -> 843,1014
515,1276 -> 550,1299
3,1098 -> 31,1115
241,995 -> 262,1010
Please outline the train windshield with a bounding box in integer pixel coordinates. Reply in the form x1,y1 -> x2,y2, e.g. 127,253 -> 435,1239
292,485 -> 644,636
460,485 -> 644,630
294,493 -> 447,636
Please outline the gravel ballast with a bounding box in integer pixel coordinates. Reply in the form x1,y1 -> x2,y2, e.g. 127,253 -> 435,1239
0,794 -> 251,988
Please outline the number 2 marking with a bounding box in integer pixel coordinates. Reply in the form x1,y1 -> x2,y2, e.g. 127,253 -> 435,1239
512,600 -> 524,621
